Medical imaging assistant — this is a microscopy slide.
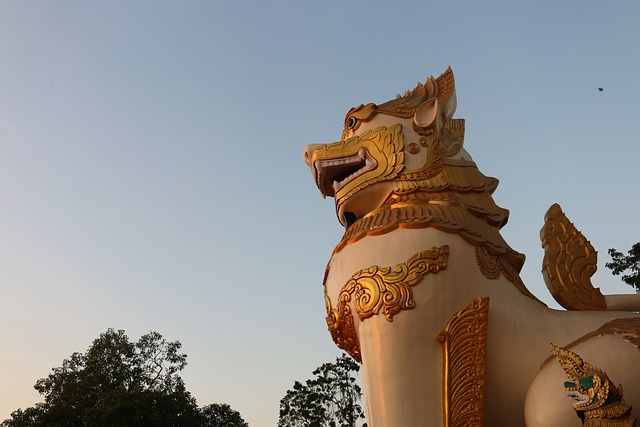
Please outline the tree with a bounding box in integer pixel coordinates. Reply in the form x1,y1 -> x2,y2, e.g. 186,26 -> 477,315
606,243 -> 640,293
2,329 -> 248,427
199,404 -> 248,427
278,353 -> 367,427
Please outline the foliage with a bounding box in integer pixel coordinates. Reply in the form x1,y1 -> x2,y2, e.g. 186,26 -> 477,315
606,243 -> 640,293
278,353 -> 367,427
1,329 -> 248,427
199,403 -> 248,427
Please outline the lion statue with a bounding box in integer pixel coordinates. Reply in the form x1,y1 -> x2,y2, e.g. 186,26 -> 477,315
303,67 -> 640,427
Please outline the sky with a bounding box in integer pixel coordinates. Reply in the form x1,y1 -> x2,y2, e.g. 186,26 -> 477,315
0,1 -> 639,425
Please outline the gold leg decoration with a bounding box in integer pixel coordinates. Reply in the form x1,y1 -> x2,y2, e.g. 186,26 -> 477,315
437,297 -> 489,427
325,246 -> 449,362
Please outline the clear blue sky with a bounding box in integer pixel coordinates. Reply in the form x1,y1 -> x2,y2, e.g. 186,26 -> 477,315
1,1 -> 639,425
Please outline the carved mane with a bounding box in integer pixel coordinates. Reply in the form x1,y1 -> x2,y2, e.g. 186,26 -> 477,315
333,155 -> 538,300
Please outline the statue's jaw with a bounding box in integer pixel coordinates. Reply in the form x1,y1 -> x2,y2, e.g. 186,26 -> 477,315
565,390 -> 591,408
312,147 -> 375,198
303,124 -> 405,227
335,182 -> 396,228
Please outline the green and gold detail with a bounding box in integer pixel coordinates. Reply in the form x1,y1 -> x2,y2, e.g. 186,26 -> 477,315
551,344 -> 636,427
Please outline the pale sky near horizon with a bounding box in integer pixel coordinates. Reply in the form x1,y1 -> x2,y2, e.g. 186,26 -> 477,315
1,1 -> 639,426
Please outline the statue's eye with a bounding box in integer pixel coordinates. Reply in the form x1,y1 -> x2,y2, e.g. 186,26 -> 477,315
346,116 -> 358,129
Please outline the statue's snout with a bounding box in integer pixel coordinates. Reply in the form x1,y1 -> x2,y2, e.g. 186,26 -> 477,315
303,143 -> 323,168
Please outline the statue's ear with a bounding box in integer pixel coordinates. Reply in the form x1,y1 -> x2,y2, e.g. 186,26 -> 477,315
413,98 -> 438,130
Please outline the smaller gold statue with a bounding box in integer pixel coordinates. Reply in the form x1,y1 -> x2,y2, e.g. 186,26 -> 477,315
551,344 -> 636,427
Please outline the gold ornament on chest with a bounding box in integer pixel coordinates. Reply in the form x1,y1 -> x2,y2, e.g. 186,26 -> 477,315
324,246 -> 449,362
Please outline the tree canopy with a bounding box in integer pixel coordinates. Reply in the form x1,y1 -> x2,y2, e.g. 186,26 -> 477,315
278,353 -> 367,427
1,329 -> 248,427
606,243 -> 640,293
199,404 -> 248,427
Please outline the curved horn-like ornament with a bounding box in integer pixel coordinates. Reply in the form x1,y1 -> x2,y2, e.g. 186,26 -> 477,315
413,98 -> 440,134
424,76 -> 438,99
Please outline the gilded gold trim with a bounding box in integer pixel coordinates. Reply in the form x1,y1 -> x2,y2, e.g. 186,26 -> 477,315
563,318 -> 640,352
335,125 -> 404,210
395,136 -> 444,188
396,119 -> 464,186
541,203 -> 606,310
583,416 -> 636,427
407,142 -> 420,154
325,292 -> 361,362
583,412 -> 637,427
335,158 -> 513,253
309,124 -> 405,209
343,246 -> 449,322
331,182 -> 541,302
325,246 -> 449,362
437,297 -> 490,427
373,68 -> 450,120
540,317 -> 640,369
440,119 -> 464,157
336,195 -> 508,255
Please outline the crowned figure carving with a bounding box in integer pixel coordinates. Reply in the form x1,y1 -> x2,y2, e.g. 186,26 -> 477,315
552,344 -> 636,427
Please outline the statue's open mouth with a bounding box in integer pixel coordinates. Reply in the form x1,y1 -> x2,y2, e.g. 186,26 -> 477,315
565,390 -> 590,407
314,148 -> 374,197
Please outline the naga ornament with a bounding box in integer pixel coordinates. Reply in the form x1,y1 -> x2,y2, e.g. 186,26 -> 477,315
552,344 -> 636,427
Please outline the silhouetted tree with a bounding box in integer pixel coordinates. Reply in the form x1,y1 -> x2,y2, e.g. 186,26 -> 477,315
278,353 -> 366,427
199,403 -> 248,427
1,329 -> 248,427
606,243 -> 640,293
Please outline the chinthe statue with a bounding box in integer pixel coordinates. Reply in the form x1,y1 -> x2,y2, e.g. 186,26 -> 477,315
303,67 -> 640,427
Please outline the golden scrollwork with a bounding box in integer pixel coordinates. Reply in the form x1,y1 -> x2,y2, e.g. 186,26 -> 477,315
396,118 -> 465,189
437,297 -> 490,427
325,292 -> 361,362
475,246 -> 502,279
331,171 -> 541,303
335,158 -> 513,253
325,246 -> 449,362
541,203 -> 606,311
474,246 -> 532,299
